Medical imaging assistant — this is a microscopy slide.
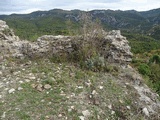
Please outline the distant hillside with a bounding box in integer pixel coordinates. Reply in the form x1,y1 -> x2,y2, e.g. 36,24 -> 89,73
0,8 -> 160,41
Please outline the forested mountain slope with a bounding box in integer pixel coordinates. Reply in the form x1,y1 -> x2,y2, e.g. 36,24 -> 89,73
0,8 -> 160,41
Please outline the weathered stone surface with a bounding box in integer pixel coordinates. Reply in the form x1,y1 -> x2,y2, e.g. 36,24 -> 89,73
0,20 -> 21,58
0,20 -> 9,31
0,20 -> 132,65
103,30 -> 133,64
30,32 -> 132,65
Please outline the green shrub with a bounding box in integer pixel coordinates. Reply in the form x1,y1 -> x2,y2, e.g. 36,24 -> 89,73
149,54 -> 160,64
149,64 -> 160,94
138,63 -> 151,76
83,56 -> 105,71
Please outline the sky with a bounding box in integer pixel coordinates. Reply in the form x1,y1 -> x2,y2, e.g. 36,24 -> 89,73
0,0 -> 160,15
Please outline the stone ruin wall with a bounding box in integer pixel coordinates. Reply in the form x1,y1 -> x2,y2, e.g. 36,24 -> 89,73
0,20 -> 133,64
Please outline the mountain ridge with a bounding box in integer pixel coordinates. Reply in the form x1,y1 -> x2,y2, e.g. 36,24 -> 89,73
0,8 -> 160,42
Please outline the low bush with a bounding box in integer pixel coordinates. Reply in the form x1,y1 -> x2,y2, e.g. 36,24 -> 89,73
149,54 -> 160,64
138,63 -> 151,76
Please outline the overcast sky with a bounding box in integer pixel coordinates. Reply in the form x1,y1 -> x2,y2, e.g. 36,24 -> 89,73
0,0 -> 160,15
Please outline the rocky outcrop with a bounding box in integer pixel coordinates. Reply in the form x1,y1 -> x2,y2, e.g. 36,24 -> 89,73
0,20 -> 133,64
120,66 -> 160,117
104,30 -> 133,64
0,20 -> 22,58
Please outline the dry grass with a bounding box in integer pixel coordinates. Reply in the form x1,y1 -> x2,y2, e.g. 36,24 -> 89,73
0,57 -> 155,120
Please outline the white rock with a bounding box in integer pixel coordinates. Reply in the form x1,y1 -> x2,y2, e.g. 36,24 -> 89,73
25,79 -> 30,82
3,78 -> 6,81
108,104 -> 112,109
58,114 -> 62,117
0,56 -> 3,61
44,84 -> 51,89
142,107 -> 149,117
0,71 -> 2,75
18,87 -> 23,91
111,111 -> 115,115
79,116 -> 85,120
2,66 -> 5,70
13,71 -> 21,75
45,116 -> 49,119
0,95 -> 2,99
77,86 -> 83,89
126,106 -> 130,110
97,115 -> 100,119
99,86 -> 103,89
125,83 -> 129,85
1,112 -> 6,118
71,106 -> 75,109
82,110 -> 91,117
29,76 -> 36,80
92,90 -> 97,95
29,73 -> 34,76
0,83 -> 4,88
8,88 -> 15,94
89,94 -> 92,98
85,80 -> 92,87
68,109 -> 72,112
19,81 -> 24,84
119,99 -> 123,103
41,99 -> 45,102
15,108 -> 20,111
70,93 -> 75,97
48,102 -> 52,105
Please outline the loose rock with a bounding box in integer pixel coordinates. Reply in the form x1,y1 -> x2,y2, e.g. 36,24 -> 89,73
17,87 -> 23,91
126,106 -> 131,110
108,104 -> 112,109
1,112 -> 6,118
29,76 -> 36,80
36,84 -> 43,92
79,116 -> 85,120
99,86 -> 103,89
0,71 -> 2,75
82,110 -> 91,117
92,90 -> 97,95
111,111 -> 115,115
44,84 -> 51,90
142,107 -> 149,117
8,88 -> 15,94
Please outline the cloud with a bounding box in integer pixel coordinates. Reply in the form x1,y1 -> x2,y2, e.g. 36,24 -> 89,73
120,0 -> 160,11
0,0 -> 159,15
